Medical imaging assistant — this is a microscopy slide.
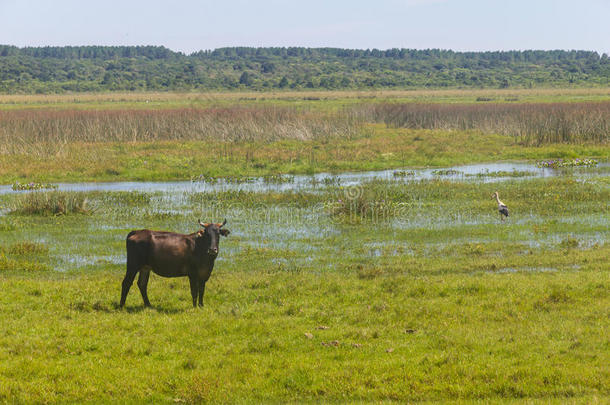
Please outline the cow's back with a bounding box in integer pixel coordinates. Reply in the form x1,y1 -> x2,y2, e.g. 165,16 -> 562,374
126,229 -> 196,277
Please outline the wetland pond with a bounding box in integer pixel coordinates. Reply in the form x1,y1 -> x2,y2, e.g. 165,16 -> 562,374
1,161 -> 607,273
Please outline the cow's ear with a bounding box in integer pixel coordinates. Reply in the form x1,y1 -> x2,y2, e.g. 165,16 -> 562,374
196,230 -> 205,238
220,228 -> 230,237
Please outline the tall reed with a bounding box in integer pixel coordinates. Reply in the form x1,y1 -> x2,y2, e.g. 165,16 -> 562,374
0,106 -> 363,155
356,102 -> 610,145
11,191 -> 91,215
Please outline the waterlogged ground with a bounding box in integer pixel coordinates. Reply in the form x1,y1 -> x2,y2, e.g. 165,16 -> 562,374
1,164 -> 608,273
1,161 -> 608,195
0,170 -> 608,403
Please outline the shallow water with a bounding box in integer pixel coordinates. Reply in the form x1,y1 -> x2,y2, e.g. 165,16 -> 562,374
1,162 -> 607,195
1,161 -> 607,274
495,267 -> 558,274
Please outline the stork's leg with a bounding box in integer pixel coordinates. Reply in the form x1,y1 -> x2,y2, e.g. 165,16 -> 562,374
188,275 -> 199,308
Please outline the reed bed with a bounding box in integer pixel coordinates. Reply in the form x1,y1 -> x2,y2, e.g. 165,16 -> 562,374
0,106 -> 362,155
358,102 -> 610,145
11,191 -> 91,215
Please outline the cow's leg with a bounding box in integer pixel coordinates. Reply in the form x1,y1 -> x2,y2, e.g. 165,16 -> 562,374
188,275 -> 199,308
137,269 -> 152,307
198,280 -> 206,307
120,258 -> 139,308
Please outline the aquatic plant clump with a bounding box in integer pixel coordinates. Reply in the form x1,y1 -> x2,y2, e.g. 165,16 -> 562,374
262,174 -> 295,184
465,170 -> 535,178
432,169 -> 462,176
191,175 -> 257,185
11,191 -> 92,216
393,170 -> 416,177
327,183 -> 411,223
536,158 -> 598,169
311,176 -> 342,187
12,182 -> 58,191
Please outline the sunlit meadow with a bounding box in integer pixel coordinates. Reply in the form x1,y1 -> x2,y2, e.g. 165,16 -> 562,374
0,90 -> 608,403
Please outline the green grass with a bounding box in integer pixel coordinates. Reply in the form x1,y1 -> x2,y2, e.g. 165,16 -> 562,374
1,88 -> 610,111
0,177 -> 608,403
0,89 -> 608,403
1,126 -> 608,183
0,269 -> 608,403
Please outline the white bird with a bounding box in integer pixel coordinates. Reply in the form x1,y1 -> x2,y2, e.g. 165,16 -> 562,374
493,191 -> 509,221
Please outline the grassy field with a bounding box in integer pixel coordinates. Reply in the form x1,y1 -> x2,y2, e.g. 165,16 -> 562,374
1,176 -> 609,403
0,89 -> 608,403
2,125 -> 608,183
1,88 -> 610,111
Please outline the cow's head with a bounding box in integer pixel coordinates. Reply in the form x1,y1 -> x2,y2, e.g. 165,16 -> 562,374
197,219 -> 230,257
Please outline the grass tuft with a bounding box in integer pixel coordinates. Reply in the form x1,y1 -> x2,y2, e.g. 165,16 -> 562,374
6,241 -> 48,255
11,191 -> 92,216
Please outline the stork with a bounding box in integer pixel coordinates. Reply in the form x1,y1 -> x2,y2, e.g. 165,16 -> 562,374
493,191 -> 509,221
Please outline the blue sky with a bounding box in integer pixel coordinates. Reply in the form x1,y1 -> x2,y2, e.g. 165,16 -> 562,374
0,0 -> 608,54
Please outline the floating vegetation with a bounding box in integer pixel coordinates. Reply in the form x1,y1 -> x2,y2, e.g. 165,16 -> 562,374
192,175 -> 257,185
392,170 -> 416,177
323,176 -> 342,186
262,174 -> 294,184
12,182 -> 57,191
432,169 -> 462,176
308,176 -> 342,187
536,158 -> 598,168
465,170 -> 534,178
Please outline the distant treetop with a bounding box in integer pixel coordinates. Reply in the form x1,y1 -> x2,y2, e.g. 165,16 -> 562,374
0,45 -> 607,93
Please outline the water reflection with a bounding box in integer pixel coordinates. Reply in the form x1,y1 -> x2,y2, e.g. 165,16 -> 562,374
1,161 -> 607,195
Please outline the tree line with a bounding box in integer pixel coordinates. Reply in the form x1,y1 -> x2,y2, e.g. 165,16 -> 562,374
0,45 -> 608,93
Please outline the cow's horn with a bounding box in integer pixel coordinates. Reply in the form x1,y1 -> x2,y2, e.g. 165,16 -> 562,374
218,219 -> 227,228
198,219 -> 210,227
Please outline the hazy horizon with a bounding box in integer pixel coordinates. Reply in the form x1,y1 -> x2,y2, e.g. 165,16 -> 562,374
0,0 -> 608,55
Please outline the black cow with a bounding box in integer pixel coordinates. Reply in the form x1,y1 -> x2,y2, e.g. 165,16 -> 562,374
120,219 -> 230,308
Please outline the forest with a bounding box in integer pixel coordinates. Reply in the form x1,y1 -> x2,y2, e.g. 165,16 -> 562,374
0,45 -> 608,93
